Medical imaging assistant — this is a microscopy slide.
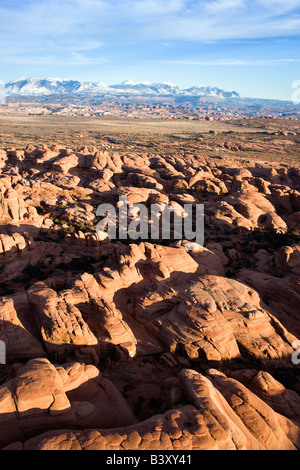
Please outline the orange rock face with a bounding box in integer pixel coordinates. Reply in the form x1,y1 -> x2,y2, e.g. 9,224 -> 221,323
0,142 -> 300,450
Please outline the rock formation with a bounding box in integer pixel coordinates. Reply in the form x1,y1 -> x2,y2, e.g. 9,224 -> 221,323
0,141 -> 300,450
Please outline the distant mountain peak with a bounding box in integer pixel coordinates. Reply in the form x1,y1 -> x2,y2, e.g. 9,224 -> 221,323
163,81 -> 177,87
4,77 -> 241,99
121,80 -> 153,86
46,77 -> 65,82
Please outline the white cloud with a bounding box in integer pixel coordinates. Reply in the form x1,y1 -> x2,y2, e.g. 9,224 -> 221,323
160,58 -> 300,65
0,0 -> 300,47
124,0 -> 185,17
48,39 -> 105,52
204,0 -> 245,14
0,53 -> 108,66
141,12 -> 300,41
257,0 -> 300,14
70,52 -> 108,64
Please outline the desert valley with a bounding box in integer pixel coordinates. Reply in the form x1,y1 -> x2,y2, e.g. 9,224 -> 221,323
0,89 -> 300,450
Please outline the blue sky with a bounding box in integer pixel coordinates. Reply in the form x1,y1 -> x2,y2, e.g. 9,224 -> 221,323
0,0 -> 300,99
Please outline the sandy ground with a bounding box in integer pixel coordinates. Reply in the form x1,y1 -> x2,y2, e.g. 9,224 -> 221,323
0,114 -> 267,137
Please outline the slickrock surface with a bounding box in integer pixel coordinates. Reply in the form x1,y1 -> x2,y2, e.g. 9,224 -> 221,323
0,140 -> 300,450
0,358 -> 136,448
4,368 -> 299,450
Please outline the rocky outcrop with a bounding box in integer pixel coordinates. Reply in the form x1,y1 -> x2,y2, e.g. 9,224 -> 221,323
0,358 -> 137,448
4,367 -> 299,450
1,141 -> 300,450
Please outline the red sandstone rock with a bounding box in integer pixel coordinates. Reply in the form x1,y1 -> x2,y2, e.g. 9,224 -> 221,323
4,367 -> 299,450
0,142 -> 300,451
0,358 -> 136,448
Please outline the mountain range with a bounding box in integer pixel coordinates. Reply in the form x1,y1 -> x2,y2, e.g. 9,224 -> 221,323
4,77 -> 241,99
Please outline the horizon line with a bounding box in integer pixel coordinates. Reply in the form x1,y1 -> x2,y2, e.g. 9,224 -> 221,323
3,76 -> 299,103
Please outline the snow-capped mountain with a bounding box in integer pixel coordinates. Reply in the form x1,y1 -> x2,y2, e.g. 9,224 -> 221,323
110,80 -> 183,96
4,77 -> 240,99
5,78 -> 82,95
184,86 -> 240,99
